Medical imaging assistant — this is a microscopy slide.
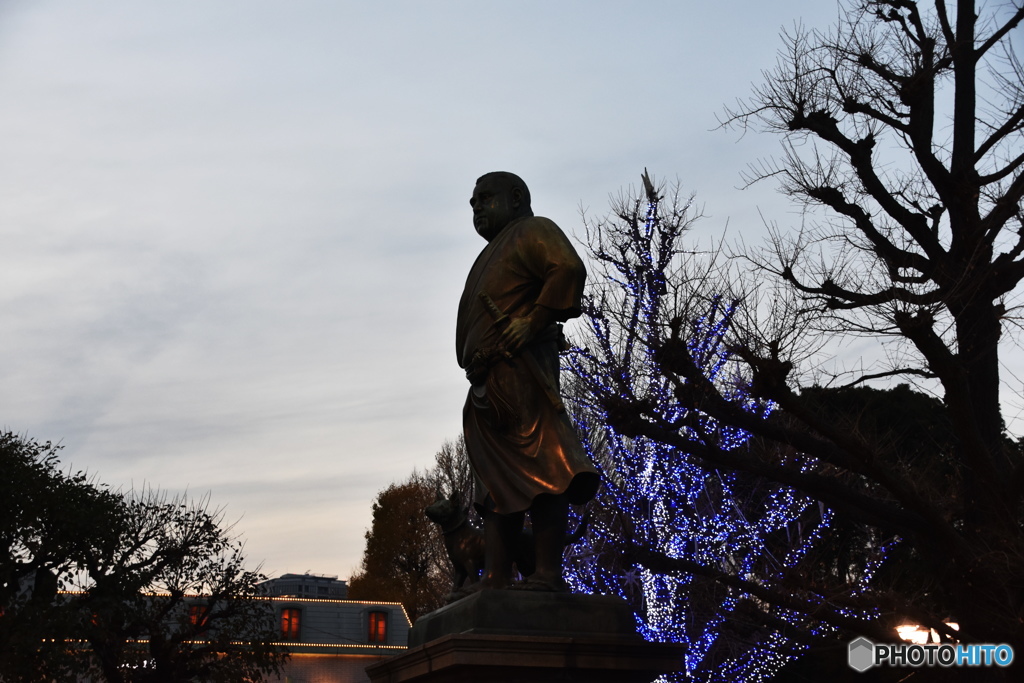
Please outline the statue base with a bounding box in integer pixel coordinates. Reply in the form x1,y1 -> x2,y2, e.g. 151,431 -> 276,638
366,590 -> 684,683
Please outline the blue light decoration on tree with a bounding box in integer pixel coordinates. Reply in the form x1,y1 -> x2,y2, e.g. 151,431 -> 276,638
562,172 -> 840,682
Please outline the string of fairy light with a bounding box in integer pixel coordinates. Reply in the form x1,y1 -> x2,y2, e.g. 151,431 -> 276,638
561,186 -> 856,682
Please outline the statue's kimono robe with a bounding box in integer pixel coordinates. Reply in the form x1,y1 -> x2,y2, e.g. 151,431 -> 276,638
457,215 -> 599,515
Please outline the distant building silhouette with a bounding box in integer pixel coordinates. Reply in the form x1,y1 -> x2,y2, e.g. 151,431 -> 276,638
260,571 -> 349,599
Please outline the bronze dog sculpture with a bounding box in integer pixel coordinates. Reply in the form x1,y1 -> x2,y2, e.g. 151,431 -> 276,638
425,497 -> 489,592
425,495 -> 588,599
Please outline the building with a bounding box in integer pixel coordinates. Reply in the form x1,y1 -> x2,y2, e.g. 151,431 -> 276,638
260,572 -> 350,600
264,594 -> 410,683
49,583 -> 410,683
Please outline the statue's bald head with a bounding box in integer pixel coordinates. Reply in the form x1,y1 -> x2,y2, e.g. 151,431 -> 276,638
475,172 -> 532,210
470,172 -> 534,241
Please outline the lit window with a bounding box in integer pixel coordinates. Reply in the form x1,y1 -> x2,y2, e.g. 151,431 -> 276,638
368,611 -> 388,643
281,608 -> 301,641
188,605 -> 208,628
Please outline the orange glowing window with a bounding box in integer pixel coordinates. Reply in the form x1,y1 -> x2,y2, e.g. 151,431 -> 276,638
281,608 -> 301,641
188,605 -> 208,628
188,604 -> 210,638
368,610 -> 387,643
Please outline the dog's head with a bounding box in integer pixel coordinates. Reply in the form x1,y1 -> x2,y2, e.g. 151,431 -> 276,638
425,496 -> 465,528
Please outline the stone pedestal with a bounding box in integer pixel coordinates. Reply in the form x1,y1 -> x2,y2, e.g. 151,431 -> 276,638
366,590 -> 684,683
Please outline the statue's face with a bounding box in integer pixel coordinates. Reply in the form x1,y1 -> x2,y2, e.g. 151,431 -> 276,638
470,178 -> 518,241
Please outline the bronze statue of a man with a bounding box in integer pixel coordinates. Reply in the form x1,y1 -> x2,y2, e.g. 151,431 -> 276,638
456,171 -> 599,591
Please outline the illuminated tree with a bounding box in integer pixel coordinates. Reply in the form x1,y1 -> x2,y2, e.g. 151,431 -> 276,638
563,174 -> 830,681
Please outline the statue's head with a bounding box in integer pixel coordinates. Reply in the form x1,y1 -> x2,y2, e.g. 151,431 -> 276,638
470,172 -> 534,241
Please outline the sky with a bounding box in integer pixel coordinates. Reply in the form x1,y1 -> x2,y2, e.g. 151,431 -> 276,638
0,0 -> 949,580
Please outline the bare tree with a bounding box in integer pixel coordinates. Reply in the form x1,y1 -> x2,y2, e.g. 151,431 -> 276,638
425,434 -> 474,506
79,489 -> 286,683
588,0 -> 1024,672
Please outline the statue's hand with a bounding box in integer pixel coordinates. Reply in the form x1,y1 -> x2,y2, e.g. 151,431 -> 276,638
465,348 -> 498,385
498,316 -> 534,356
498,305 -> 555,356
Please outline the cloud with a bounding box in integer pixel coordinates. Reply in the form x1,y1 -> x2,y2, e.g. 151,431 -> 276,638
0,0 -> 845,575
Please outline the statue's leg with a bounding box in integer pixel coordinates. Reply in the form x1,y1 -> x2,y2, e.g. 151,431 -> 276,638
528,492 -> 569,591
481,509 -> 524,589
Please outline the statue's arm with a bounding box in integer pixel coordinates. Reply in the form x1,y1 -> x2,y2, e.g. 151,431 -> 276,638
527,219 -> 586,319
497,219 -> 585,355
